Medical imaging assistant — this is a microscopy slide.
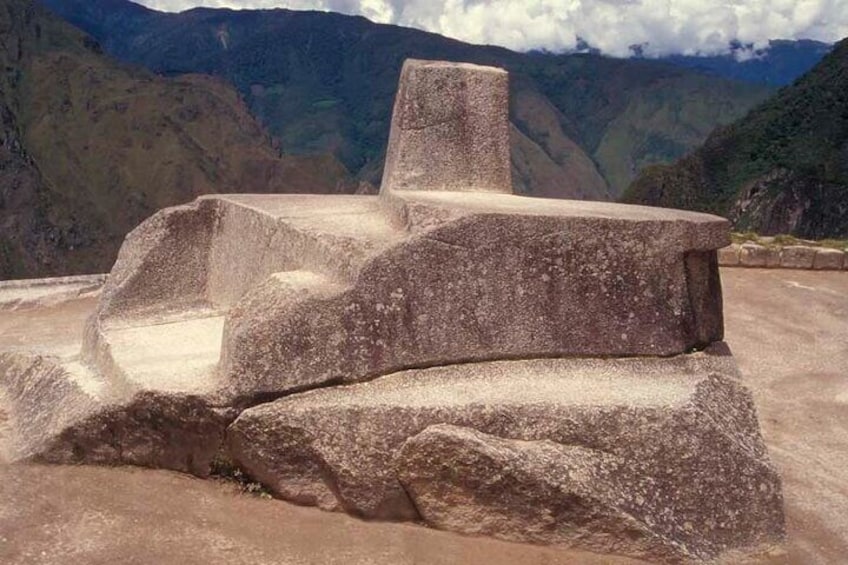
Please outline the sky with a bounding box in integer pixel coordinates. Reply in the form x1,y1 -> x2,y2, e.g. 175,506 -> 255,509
135,0 -> 848,58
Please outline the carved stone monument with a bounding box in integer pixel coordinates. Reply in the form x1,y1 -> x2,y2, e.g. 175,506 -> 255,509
0,59 -> 784,562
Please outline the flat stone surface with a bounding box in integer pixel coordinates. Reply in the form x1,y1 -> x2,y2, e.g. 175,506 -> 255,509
722,268 -> 848,564
0,296 -> 96,359
0,463 -> 641,565
0,275 -> 105,311
207,194 -> 400,241
394,189 -> 729,238
236,356 -> 722,409
105,315 -> 225,395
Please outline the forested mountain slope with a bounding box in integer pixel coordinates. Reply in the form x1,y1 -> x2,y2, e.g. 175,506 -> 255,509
41,0 -> 772,199
0,0 -> 350,278
624,38 -> 848,238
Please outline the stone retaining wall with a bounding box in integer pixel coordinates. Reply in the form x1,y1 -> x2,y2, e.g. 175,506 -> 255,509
0,274 -> 107,310
719,243 -> 847,270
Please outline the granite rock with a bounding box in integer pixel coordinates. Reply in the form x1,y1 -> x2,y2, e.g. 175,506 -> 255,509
395,424 -> 681,561
228,351 -> 785,559
380,59 -> 512,194
0,352 -> 226,475
0,59 -> 783,563
220,205 -> 728,403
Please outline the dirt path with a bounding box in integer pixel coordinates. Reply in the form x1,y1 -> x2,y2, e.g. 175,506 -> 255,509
0,463 -> 644,565
721,269 -> 848,565
0,269 -> 846,564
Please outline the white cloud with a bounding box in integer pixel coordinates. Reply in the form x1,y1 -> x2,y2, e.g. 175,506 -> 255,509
135,0 -> 848,57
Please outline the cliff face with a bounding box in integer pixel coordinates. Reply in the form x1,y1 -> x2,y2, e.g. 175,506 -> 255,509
625,38 -> 848,239
0,101 -> 52,276
0,0 -> 351,279
0,0 -> 79,276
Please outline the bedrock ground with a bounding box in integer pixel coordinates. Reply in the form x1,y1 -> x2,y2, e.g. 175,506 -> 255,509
0,268 -> 845,564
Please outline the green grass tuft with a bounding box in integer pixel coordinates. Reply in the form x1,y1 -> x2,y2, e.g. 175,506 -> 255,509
209,454 -> 274,499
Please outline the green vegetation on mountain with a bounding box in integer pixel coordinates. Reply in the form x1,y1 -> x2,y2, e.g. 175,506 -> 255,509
658,39 -> 832,87
624,38 -> 848,238
41,0 -> 771,199
0,0 -> 351,279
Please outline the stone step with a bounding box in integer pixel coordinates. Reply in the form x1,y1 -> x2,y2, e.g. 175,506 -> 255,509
203,194 -> 405,309
0,296 -> 227,472
102,314 -> 226,397
95,195 -> 404,323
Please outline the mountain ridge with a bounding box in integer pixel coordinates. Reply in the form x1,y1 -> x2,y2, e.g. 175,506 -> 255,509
624,37 -> 848,238
39,0 -> 774,199
0,0 -> 351,279
652,39 -> 832,86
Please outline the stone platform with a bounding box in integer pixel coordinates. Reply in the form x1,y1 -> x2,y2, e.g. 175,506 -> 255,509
229,352 -> 782,561
0,59 -> 784,562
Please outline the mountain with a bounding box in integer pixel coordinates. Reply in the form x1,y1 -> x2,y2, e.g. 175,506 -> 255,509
0,0 -> 351,279
657,40 -> 832,87
624,38 -> 848,239
39,0 -> 772,199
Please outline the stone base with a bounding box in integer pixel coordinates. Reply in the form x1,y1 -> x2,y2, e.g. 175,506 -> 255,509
0,352 -> 226,475
397,425 -> 683,561
0,58 -> 784,564
228,350 -> 785,561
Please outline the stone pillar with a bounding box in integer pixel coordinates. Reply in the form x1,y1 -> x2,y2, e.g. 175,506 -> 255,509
380,59 -> 512,194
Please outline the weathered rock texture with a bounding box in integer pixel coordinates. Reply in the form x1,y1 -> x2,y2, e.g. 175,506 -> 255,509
813,248 -> 845,270
0,59 -> 783,563
719,242 -> 847,270
68,189 -> 731,408
381,59 -> 511,195
395,425 -> 688,562
227,352 -> 783,560
0,352 -> 226,475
